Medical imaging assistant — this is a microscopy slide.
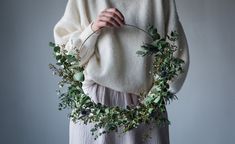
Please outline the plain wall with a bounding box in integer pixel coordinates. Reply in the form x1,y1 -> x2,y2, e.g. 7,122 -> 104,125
0,0 -> 234,144
168,0 -> 235,144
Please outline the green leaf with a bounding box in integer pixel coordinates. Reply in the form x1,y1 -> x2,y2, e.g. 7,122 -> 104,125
73,72 -> 84,82
66,55 -> 77,63
154,96 -> 161,104
56,55 -> 62,60
56,62 -> 62,66
153,33 -> 160,40
147,25 -> 154,32
136,50 -> 146,56
171,31 -> 179,37
126,106 -> 131,110
68,62 -> 80,69
105,108 -> 110,114
96,109 -> 101,115
54,46 -> 60,53
148,108 -> 154,114
60,56 -> 66,63
49,42 -> 55,47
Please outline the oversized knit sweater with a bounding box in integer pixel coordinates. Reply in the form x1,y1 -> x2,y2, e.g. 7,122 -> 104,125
53,0 -> 190,96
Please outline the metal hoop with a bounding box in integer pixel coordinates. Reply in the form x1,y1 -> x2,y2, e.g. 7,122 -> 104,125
79,23 -> 154,50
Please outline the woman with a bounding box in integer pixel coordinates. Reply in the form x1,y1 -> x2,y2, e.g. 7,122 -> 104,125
53,0 -> 189,144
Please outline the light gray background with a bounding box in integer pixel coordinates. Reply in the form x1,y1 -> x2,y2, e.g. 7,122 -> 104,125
0,0 -> 234,144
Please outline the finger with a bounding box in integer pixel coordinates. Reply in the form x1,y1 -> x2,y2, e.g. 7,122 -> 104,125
106,8 -> 125,22
107,8 -> 125,20
101,8 -> 125,25
98,19 -> 113,28
101,11 -> 124,26
99,14 -> 120,27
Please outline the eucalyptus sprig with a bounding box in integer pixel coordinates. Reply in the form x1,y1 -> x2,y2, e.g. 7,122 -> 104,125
48,24 -> 184,142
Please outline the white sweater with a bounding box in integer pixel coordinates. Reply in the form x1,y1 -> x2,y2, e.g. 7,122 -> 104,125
53,0 -> 190,96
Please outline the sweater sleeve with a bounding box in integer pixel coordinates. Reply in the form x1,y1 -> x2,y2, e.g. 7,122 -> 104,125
164,0 -> 190,94
53,0 -> 101,67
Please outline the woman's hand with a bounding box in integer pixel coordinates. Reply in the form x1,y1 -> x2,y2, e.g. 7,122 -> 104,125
91,8 -> 125,31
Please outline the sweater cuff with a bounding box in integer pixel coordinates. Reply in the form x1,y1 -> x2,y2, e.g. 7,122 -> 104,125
80,21 -> 101,40
65,22 -> 101,67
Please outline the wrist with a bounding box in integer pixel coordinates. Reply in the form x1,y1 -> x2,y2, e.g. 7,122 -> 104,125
91,21 -> 99,32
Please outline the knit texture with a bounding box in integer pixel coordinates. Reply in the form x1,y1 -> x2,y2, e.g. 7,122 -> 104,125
53,0 -> 190,95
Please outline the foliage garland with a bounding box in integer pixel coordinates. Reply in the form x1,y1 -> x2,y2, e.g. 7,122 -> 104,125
48,24 -> 184,141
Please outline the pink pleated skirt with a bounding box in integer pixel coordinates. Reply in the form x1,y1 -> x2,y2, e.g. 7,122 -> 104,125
69,79 -> 170,144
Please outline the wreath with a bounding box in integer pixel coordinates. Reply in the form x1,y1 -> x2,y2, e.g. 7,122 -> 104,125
48,24 -> 184,142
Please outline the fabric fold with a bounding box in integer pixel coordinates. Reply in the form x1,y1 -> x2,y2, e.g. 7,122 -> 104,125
164,0 -> 190,94
53,0 -> 101,67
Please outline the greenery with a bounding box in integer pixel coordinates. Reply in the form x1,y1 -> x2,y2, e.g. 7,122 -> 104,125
48,24 -> 184,142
